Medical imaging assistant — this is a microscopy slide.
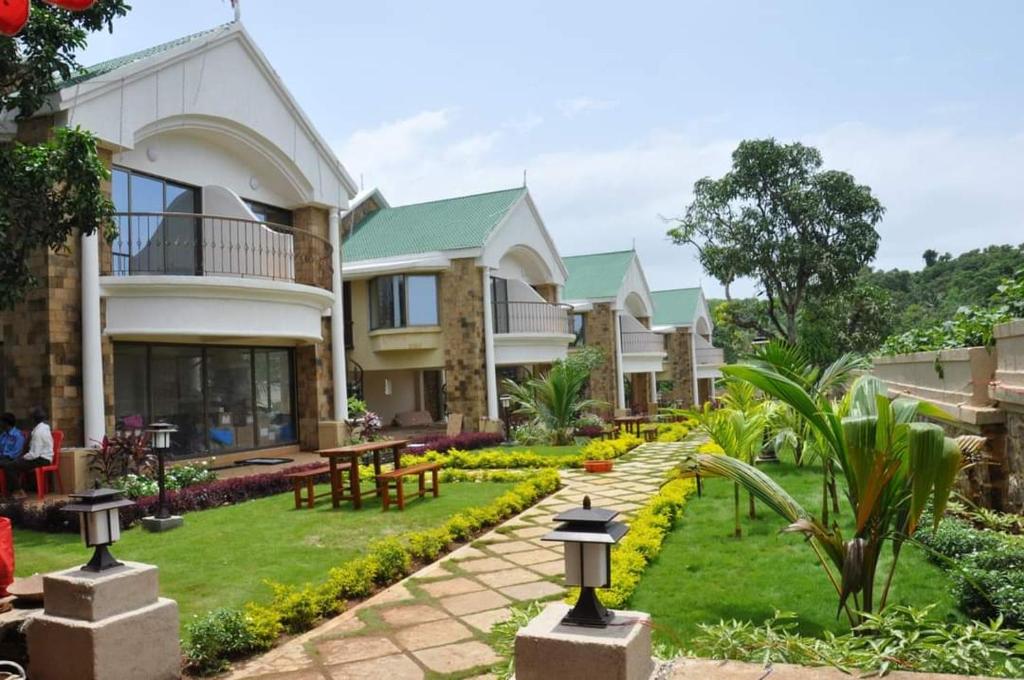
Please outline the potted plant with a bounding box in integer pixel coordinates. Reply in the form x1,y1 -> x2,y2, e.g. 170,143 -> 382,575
583,448 -> 614,473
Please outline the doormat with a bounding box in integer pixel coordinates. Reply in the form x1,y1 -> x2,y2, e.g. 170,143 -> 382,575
233,457 -> 294,466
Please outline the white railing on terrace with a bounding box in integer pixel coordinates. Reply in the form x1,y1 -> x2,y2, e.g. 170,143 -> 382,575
493,300 -> 574,335
621,330 -> 664,354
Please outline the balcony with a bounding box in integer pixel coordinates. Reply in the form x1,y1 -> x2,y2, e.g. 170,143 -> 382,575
492,300 -> 575,365
619,321 -> 667,374
695,335 -> 725,378
105,211 -> 333,290
99,211 -> 334,344
621,331 -> 664,354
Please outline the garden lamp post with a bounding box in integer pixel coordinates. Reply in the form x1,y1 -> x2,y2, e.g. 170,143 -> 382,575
499,393 -> 512,443
61,487 -> 134,572
542,496 -> 628,627
142,422 -> 183,532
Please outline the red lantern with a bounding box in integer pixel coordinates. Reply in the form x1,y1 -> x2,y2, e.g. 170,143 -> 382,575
0,0 -> 29,37
43,0 -> 98,9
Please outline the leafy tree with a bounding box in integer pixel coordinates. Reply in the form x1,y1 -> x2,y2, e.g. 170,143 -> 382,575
708,297 -> 769,363
798,280 -> 896,365
922,249 -> 939,267
669,139 -> 885,343
0,1 -> 129,308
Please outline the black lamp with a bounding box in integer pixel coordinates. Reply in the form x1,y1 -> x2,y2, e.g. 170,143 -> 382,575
499,393 -> 512,443
62,487 -> 134,572
146,422 -> 177,520
542,496 -> 628,627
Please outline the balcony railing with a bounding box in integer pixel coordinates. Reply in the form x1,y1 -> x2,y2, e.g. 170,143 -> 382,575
104,212 -> 333,291
621,330 -> 664,354
493,300 -> 573,335
696,346 -> 725,366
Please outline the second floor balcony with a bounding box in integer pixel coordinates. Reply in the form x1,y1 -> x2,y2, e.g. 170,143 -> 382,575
104,211 -> 333,291
619,314 -> 667,373
492,299 -> 575,366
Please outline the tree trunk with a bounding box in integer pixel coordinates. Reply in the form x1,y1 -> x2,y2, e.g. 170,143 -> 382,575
821,464 -> 830,526
733,483 -> 742,538
748,491 -> 756,520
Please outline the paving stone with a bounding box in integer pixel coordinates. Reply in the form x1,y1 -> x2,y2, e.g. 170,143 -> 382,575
527,558 -> 565,576
413,640 -> 500,674
379,604 -> 449,627
373,583 -> 415,605
499,579 -> 564,601
327,653 -> 424,680
508,525 -> 548,539
450,546 -> 488,560
459,606 -> 514,633
439,589 -> 511,616
487,540 -> 539,555
395,617 -> 474,651
459,556 -> 516,573
418,577 -> 486,598
476,567 -> 543,588
318,636 -> 400,666
507,548 -> 560,565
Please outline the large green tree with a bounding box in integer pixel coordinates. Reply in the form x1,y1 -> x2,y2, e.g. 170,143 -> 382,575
669,139 -> 885,343
0,1 -> 129,309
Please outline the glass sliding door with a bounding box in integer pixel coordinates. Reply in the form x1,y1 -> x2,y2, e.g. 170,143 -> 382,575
112,343 -> 297,459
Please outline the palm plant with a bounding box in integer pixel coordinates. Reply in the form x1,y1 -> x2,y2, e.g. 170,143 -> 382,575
748,341 -> 869,524
682,365 -> 984,626
503,359 -> 602,445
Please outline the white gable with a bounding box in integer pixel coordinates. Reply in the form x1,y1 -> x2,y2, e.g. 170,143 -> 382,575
480,192 -> 568,287
616,254 -> 655,318
54,24 -> 354,208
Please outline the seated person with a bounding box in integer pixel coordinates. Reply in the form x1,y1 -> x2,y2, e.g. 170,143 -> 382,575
0,407 -> 53,496
0,414 -> 24,460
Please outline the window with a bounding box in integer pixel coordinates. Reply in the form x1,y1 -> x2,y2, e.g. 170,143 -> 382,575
113,343 -> 297,459
343,282 -> 354,350
111,167 -> 200,276
244,199 -> 293,227
491,278 -> 509,333
571,313 -> 587,347
368,275 -> 439,330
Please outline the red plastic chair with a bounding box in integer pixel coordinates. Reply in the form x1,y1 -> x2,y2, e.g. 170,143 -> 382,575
30,430 -> 65,500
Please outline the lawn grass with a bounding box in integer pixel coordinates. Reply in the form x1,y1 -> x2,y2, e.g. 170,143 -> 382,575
499,444 -> 582,458
628,462 -> 959,644
14,480 -> 513,631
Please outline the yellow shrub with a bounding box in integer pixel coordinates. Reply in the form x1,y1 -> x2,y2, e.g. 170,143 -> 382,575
698,441 -> 725,455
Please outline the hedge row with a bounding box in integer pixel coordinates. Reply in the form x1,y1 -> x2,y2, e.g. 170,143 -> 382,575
403,432 -> 646,470
184,468 -> 560,674
409,431 -> 505,452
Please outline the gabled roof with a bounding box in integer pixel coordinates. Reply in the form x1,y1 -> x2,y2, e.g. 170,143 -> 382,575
652,287 -> 702,327
60,24 -> 233,88
343,187 -> 527,262
562,250 -> 635,300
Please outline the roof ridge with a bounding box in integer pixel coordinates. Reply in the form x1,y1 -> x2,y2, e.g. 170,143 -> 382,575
60,23 -> 234,88
562,249 -> 635,260
653,286 -> 702,293
387,186 -> 525,211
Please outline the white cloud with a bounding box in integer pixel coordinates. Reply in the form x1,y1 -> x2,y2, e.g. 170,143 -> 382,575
556,96 -> 618,119
337,110 -> 1024,299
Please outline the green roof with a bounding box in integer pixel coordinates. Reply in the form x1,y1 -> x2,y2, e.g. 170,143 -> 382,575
562,250 -> 635,300
343,187 -> 526,262
60,24 -> 232,88
652,288 -> 702,327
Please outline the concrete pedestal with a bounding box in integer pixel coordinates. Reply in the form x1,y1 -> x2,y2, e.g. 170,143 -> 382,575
141,515 -> 184,532
26,561 -> 180,680
515,603 -> 654,680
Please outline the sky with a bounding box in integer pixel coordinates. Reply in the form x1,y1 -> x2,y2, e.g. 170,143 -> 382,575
77,0 -> 1024,298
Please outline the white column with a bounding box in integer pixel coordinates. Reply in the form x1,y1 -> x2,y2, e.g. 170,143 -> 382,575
81,232 -> 105,445
689,331 -> 700,407
649,370 -> 658,404
329,209 -> 349,421
481,267 -> 499,420
613,311 -> 626,411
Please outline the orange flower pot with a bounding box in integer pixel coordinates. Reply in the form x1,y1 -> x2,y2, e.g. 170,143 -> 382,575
583,460 -> 614,473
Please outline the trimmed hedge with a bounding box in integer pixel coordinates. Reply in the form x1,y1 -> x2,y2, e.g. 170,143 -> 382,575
409,431 -> 504,453
403,432 -> 646,470
184,469 -> 561,674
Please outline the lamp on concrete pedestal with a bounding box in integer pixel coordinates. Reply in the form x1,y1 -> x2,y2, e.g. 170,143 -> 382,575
499,393 -> 512,443
142,422 -> 184,533
61,487 -> 134,572
542,495 -> 628,627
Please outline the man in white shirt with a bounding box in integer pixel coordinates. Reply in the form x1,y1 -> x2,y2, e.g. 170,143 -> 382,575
0,407 -> 53,497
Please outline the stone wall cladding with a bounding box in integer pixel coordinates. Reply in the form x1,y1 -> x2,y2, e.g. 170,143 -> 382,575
665,328 -> 695,406
932,416 -> 1011,512
293,206 -> 332,290
585,303 -> 618,416
440,259 -> 487,430
1004,408 -> 1024,512
533,284 -> 558,304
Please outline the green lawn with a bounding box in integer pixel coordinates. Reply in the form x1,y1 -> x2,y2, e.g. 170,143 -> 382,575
500,444 -> 582,458
629,462 -> 958,644
15,480 -> 513,630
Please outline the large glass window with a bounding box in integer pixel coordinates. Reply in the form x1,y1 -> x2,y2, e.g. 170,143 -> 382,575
111,167 -> 200,276
368,274 -> 438,330
571,313 -> 587,347
113,343 -> 296,459
244,199 -> 293,227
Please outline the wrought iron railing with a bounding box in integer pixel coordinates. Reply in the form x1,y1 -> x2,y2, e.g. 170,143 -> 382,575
621,330 -> 665,354
493,300 -> 574,335
105,212 -> 333,291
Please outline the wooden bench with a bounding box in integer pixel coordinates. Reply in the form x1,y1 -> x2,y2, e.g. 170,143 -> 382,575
285,463 -> 351,509
376,462 -> 441,511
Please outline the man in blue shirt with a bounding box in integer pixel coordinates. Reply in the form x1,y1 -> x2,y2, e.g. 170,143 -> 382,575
0,413 -> 24,460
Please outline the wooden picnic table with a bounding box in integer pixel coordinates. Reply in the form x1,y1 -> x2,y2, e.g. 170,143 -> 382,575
317,438 -> 410,509
613,415 -> 648,437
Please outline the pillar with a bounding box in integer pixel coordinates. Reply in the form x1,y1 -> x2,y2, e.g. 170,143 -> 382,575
614,311 -> 626,411
482,267 -> 499,420
329,208 -> 348,421
81,232 -> 105,445
649,370 -> 658,403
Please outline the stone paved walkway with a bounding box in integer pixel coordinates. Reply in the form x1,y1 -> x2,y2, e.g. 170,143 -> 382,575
225,440 -> 695,680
